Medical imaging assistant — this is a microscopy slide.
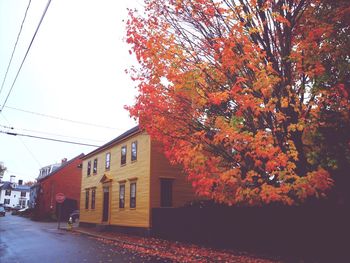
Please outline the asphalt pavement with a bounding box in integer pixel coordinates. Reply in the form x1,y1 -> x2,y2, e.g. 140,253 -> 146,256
0,213 -> 159,263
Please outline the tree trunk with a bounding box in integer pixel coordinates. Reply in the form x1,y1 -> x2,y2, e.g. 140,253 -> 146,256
292,130 -> 308,176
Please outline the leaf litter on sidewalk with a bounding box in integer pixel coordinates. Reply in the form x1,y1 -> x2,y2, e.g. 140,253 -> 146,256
82,228 -> 281,263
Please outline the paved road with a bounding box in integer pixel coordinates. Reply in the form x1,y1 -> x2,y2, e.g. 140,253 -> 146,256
0,213 -> 156,263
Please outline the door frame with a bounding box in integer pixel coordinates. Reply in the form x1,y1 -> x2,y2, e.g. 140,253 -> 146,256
102,185 -> 110,223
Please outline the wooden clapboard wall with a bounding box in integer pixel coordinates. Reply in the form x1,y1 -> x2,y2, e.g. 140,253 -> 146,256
80,127 -> 196,229
150,140 -> 196,212
80,130 -> 151,228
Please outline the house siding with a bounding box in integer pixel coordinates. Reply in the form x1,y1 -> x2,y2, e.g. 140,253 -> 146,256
80,132 -> 151,227
149,140 -> 196,226
79,127 -> 196,231
0,184 -> 30,209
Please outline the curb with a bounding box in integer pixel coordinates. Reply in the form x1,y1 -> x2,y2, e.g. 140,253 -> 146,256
63,227 -> 231,262
65,227 -> 155,250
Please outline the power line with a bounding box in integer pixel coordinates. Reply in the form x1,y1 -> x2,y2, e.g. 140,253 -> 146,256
0,123 -> 104,143
4,105 -> 123,130
0,0 -> 52,112
0,129 -> 100,147
5,170 -> 31,178
0,113 -> 41,167
0,0 -> 32,97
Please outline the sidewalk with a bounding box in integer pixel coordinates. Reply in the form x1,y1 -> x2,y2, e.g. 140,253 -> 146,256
61,224 -> 282,263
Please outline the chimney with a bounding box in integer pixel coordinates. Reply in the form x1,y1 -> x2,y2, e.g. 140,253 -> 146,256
61,158 -> 67,164
10,175 -> 16,183
18,179 -> 23,185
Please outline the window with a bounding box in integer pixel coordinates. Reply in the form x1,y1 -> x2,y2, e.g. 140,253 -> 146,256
130,182 -> 136,208
121,146 -> 127,165
5,190 -> 11,196
4,199 -> 10,204
160,179 -> 173,207
19,200 -> 26,208
131,141 -> 137,161
21,191 -> 26,197
119,184 -> 125,208
93,158 -> 98,174
105,152 -> 111,170
87,161 -> 91,176
85,189 -> 90,209
91,188 -> 96,209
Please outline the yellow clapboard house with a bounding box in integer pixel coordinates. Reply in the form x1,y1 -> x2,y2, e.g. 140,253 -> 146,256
79,126 -> 196,234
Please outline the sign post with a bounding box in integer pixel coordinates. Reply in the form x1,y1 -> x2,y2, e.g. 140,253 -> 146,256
55,193 -> 65,229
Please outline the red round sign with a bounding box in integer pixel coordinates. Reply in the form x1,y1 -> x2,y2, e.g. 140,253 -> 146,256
55,193 -> 66,203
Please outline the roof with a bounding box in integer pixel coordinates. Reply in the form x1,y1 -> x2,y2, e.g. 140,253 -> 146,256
37,153 -> 85,182
14,185 -> 30,192
40,163 -> 61,171
100,174 -> 113,183
0,181 -> 11,190
0,182 -> 30,191
83,125 -> 141,160
37,163 -> 62,180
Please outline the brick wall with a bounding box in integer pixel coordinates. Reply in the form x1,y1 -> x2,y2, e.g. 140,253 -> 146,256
36,154 -> 83,220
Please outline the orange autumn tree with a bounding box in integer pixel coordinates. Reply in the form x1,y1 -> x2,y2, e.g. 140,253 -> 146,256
126,0 -> 350,205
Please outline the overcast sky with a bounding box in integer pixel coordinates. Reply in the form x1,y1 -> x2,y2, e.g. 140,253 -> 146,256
0,0 -> 143,182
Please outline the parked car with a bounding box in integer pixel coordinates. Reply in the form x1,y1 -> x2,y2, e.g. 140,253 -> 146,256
0,206 -> 6,216
69,210 -> 79,223
11,209 -> 20,215
13,205 -> 21,211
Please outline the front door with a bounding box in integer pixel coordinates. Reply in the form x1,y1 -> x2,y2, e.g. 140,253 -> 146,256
102,186 -> 109,222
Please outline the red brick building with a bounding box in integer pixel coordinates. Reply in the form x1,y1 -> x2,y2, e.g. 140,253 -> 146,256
35,154 -> 84,220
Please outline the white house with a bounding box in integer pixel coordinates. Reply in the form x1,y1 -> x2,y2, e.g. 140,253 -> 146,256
0,176 -> 30,209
